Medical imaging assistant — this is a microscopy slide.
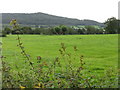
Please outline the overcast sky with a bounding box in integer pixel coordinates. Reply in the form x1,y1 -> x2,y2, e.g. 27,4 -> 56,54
0,0 -> 119,23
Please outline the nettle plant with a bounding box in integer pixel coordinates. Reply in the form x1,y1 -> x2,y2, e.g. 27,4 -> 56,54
2,19 -> 118,88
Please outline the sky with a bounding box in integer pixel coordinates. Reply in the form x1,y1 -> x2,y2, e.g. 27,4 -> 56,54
0,0 -> 119,23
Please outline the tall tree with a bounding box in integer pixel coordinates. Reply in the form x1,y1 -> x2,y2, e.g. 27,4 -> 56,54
104,17 -> 120,34
85,26 -> 96,34
60,25 -> 68,35
54,26 -> 61,34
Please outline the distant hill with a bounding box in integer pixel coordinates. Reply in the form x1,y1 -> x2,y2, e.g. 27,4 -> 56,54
2,13 -> 105,27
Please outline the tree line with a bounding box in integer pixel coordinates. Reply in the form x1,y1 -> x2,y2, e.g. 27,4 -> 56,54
1,17 -> 120,37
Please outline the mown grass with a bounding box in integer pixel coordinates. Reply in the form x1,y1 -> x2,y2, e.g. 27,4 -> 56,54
2,34 -> 118,76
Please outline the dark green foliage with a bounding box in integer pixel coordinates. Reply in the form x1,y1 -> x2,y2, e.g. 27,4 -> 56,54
85,26 -> 97,34
53,25 -> 69,35
4,27 -> 12,34
67,27 -> 77,34
2,61 -> 14,88
21,27 -> 32,34
33,28 -> 42,34
104,17 -> 120,34
60,25 -> 68,34
54,26 -> 61,34
0,30 -> 7,37
77,28 -> 85,34
3,25 -> 105,35
3,17 -> 120,35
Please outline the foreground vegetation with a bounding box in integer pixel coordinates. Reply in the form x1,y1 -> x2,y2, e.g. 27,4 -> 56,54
2,34 -> 118,88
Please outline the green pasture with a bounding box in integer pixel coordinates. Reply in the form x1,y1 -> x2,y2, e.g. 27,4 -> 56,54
2,34 -> 118,76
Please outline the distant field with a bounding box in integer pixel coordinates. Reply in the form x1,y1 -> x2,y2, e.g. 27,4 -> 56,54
2,34 -> 118,76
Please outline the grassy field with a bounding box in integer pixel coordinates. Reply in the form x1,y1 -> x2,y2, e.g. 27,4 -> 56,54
2,34 -> 118,75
